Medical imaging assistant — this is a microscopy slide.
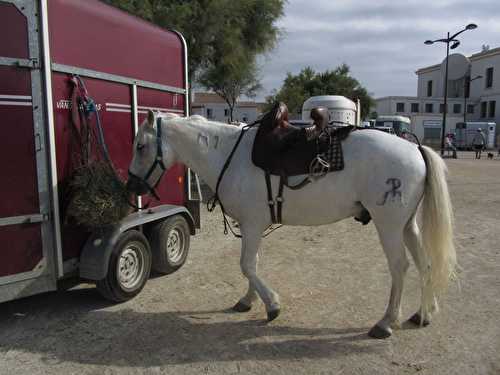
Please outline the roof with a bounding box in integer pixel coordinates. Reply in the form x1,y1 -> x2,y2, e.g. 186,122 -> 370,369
192,92 -> 265,110
415,46 -> 500,75
192,92 -> 226,104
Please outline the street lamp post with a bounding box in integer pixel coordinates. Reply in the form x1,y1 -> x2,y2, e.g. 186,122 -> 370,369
425,23 -> 477,156
464,75 -> 482,123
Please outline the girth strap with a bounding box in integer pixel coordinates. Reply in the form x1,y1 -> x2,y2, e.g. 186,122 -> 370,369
277,175 -> 285,224
264,172 -> 287,225
264,172 -> 277,224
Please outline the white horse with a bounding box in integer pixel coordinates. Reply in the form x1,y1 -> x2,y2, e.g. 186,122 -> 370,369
127,111 -> 456,339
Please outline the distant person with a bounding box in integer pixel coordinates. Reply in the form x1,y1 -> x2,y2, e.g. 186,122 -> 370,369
445,134 -> 457,158
472,128 -> 486,159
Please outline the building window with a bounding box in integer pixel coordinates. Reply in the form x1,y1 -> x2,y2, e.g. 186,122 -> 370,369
411,103 -> 419,113
396,102 -> 405,112
427,80 -> 433,97
206,108 -> 213,119
439,103 -> 447,113
481,102 -> 487,118
467,104 -> 474,114
486,67 -> 494,88
224,109 -> 229,117
425,103 -> 433,113
453,103 -> 461,114
489,101 -> 496,118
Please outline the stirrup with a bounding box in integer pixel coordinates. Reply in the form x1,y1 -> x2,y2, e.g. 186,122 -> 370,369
309,155 -> 330,180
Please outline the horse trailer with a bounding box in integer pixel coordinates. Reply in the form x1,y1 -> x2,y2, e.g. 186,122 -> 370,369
454,122 -> 496,150
0,0 -> 201,303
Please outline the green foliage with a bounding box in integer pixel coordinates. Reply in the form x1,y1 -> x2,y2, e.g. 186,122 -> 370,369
103,0 -> 285,111
266,64 -> 374,119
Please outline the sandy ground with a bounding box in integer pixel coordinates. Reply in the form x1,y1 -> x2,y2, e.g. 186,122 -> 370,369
1,152 -> 499,375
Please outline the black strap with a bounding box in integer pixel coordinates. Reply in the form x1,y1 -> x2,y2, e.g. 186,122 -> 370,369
207,120 -> 262,236
264,172 -> 276,224
285,176 -> 311,190
277,175 -> 285,224
127,117 -> 166,202
208,119 -> 287,237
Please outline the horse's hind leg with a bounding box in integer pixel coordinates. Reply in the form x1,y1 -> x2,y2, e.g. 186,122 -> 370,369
369,227 -> 409,339
404,217 -> 435,326
233,223 -> 281,321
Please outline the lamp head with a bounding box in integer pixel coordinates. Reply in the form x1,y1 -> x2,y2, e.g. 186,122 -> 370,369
466,23 -> 477,30
424,40 -> 434,45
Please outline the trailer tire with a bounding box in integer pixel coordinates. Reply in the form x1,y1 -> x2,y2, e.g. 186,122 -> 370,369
96,230 -> 151,302
150,215 -> 190,275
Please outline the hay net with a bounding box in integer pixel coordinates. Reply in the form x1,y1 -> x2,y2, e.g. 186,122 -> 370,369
63,76 -> 130,229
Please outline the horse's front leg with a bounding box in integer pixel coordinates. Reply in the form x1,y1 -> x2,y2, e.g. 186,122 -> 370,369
232,223 -> 281,321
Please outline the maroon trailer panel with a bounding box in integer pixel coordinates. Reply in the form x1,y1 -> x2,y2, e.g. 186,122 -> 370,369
48,0 -> 184,89
0,4 -> 43,277
0,225 -> 42,277
0,2 -> 28,59
0,67 -> 39,218
52,74 -> 134,182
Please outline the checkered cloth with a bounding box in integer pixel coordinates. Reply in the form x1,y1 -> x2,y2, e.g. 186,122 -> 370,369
318,126 -> 355,172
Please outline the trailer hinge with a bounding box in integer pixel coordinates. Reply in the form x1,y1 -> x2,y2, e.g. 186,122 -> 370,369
16,58 -> 39,69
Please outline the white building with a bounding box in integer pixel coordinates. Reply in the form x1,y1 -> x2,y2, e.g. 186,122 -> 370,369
375,46 -> 500,146
191,92 -> 264,124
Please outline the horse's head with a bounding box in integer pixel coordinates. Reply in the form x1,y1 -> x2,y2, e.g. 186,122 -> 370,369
126,110 -> 178,197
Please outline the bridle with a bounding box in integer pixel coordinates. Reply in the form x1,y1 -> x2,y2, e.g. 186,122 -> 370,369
128,117 -> 166,200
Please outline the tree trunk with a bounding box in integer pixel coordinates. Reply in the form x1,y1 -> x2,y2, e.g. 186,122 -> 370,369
229,104 -> 234,123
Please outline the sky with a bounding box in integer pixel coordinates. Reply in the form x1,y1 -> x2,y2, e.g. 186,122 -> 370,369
257,0 -> 500,100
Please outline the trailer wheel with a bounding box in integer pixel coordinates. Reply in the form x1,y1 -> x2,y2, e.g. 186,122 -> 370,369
150,215 -> 190,274
96,230 -> 151,302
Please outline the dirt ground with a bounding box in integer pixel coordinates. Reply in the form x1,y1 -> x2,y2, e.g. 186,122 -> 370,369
1,152 -> 499,375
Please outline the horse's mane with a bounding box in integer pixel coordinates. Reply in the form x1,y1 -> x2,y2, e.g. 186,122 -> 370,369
161,113 -> 247,141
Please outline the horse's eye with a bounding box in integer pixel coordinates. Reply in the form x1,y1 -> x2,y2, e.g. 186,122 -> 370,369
137,143 -> 145,151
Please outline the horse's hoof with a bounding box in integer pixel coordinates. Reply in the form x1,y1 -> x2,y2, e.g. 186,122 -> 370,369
368,325 -> 392,339
232,301 -> 252,313
267,308 -> 280,322
408,312 -> 430,327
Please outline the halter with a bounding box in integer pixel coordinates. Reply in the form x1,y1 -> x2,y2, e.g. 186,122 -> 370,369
128,117 -> 166,200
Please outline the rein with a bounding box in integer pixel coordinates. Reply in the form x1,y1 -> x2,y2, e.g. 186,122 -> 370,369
207,120 -> 284,238
207,121 -> 260,238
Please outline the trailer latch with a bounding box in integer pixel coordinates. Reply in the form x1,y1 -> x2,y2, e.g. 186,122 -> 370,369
16,58 -> 39,69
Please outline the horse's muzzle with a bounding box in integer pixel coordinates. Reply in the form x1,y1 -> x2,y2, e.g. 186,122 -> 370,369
126,172 -> 150,195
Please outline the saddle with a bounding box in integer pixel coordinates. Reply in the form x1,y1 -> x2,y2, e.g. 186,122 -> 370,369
251,102 -> 354,224
252,102 -> 352,176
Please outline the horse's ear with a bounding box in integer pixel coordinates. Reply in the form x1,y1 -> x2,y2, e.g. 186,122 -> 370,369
147,110 -> 155,128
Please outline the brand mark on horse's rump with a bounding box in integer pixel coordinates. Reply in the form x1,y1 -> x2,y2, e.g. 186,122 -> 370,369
377,178 -> 404,206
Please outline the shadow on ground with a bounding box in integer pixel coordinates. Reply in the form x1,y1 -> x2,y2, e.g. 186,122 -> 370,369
0,288 -> 381,367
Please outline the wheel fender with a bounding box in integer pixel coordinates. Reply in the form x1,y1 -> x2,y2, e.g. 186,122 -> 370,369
79,205 -> 195,281
79,226 -> 122,281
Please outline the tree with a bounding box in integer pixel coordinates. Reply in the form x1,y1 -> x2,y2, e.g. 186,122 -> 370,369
266,64 -> 374,119
200,58 -> 261,122
103,0 -> 285,114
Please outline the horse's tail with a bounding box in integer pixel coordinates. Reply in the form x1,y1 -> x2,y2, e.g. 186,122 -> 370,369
418,145 -> 457,321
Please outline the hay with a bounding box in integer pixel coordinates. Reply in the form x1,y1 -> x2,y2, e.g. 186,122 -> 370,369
66,162 -> 130,228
